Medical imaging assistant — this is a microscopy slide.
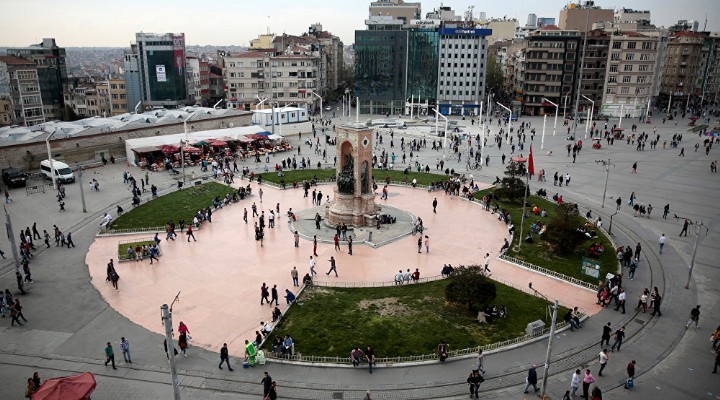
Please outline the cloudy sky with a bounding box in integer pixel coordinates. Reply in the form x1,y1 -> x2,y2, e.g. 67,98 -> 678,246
2,0 -> 718,47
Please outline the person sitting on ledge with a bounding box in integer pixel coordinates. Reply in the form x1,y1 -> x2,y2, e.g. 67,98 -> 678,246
272,307 -> 282,323
302,273 -> 313,286
441,264 -> 455,277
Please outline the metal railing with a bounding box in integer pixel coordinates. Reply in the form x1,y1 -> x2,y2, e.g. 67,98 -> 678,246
312,274 -> 445,288
499,254 -> 598,291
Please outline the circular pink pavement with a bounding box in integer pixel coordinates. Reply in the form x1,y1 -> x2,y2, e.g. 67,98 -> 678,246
86,182 -> 595,357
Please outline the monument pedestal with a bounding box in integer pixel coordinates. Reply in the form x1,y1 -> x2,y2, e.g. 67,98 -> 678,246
326,190 -> 379,226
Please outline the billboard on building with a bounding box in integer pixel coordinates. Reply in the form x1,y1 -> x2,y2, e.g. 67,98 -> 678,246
156,65 -> 167,82
439,28 -> 493,36
173,34 -> 185,76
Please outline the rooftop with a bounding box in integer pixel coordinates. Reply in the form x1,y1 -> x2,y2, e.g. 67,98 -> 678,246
0,106 -> 249,147
0,55 -> 35,66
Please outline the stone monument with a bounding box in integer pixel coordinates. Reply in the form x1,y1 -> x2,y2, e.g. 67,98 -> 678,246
326,123 -> 378,226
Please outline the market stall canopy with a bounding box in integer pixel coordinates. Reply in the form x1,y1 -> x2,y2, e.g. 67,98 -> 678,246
257,131 -> 271,136
182,145 -> 202,154
133,145 -> 160,153
32,372 -> 96,400
704,131 -> 719,137
244,134 -> 267,140
208,140 -> 227,147
267,134 -> 284,140
238,136 -> 254,143
160,144 -> 179,153
194,141 -> 209,146
511,156 -> 527,162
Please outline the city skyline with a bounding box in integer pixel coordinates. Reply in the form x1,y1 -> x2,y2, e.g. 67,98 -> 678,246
1,0 -> 719,48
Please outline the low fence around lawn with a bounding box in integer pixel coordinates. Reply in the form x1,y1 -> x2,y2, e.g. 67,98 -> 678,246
499,255 -> 599,292
262,271 -> 588,366
117,237 -> 157,262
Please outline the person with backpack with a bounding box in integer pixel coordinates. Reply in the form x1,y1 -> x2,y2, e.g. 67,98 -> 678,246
624,360 -> 636,389
467,369 -> 484,398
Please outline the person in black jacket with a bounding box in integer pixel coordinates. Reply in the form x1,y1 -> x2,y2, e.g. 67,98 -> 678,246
524,365 -> 540,393
261,371 -> 273,397
467,369 -> 483,398
218,343 -> 233,371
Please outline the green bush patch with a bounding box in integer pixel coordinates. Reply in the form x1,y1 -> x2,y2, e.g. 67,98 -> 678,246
258,169 -> 447,186
118,240 -> 155,261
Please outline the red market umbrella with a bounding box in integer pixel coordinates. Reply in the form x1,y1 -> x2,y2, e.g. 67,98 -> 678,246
209,140 -> 227,147
182,145 -> 201,154
245,134 -> 267,141
160,144 -> 179,154
32,372 -> 96,400
511,156 -> 527,163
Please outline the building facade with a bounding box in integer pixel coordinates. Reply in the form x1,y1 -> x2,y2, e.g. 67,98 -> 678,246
521,27 -> 581,116
109,78 -> 129,115
134,32 -> 188,108
601,31 -> 662,116
559,3 -> 614,33
369,0 -> 421,26
123,44 -> 143,112
186,56 -> 210,106
660,31 -> 708,109
6,38 -> 67,120
0,56 -> 45,126
355,29 -> 408,115
436,27 -> 490,115
578,29 -> 611,109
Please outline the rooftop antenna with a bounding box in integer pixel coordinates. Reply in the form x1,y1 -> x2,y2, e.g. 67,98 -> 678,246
703,14 -> 707,31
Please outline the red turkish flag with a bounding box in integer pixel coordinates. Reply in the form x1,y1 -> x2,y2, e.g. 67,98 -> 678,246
528,145 -> 535,176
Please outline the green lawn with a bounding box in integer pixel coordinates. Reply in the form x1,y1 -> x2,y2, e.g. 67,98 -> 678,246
118,240 -> 155,261
473,189 -> 617,284
258,169 -> 447,186
110,182 -> 236,230
268,280 -> 564,358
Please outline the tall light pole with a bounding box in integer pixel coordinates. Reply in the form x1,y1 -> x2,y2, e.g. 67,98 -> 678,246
667,92 -> 673,114
540,300 -> 560,400
542,98 -> 558,136
182,109 -> 201,184
572,6 -> 591,140
4,207 -> 21,273
618,104 -> 624,129
581,95 -> 595,138
672,217 -> 708,290
161,299 -> 182,400
596,158 -> 614,208
308,90 -> 323,120
44,131 -> 57,189
478,101 -> 484,162
76,163 -> 87,213
432,108 -> 449,159
541,114 -> 547,150
496,102 -> 512,144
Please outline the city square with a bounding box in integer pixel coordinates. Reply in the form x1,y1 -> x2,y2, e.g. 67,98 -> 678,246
0,1 -> 719,399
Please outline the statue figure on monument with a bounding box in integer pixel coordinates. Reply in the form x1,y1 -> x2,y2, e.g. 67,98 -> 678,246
361,161 -> 370,194
337,156 -> 355,194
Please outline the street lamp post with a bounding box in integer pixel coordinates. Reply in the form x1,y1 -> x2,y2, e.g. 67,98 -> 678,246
540,300 -> 560,400
542,98 -> 558,139
581,95 -> 595,139
4,207 -> 21,273
432,108 -> 449,159
45,131 -> 57,189
496,102 -> 512,144
478,101 -> 484,162
541,114 -> 547,150
161,300 -> 182,400
608,210 -> 618,236
596,158 -> 614,208
76,163 -> 87,213
618,104 -> 624,129
308,90 -> 323,120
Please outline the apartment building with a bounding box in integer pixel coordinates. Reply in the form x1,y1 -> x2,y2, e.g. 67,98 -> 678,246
660,31 -> 708,109
559,2 -> 613,33
578,29 -> 611,108
223,52 -> 320,111
109,78 -> 129,115
0,55 -> 45,126
521,26 -> 581,116
0,97 -> 12,126
63,81 -> 110,118
601,31 -> 662,116
186,56 -> 210,106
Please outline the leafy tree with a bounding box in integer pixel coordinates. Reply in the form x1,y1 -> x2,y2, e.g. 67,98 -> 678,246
486,54 -> 504,95
544,203 -> 584,254
494,161 -> 527,203
445,265 -> 497,313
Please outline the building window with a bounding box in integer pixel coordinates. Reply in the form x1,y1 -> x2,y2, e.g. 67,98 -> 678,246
608,76 -> 617,83
609,65 -> 618,72
622,76 -> 631,83
638,64 -> 649,72
640,53 -> 650,61
620,87 -> 629,94
612,42 -> 621,49
625,53 -> 635,61
611,52 -> 620,61
624,65 -> 633,72
627,42 -> 636,49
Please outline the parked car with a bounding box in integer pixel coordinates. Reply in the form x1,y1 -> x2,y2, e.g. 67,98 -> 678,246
2,167 -> 28,188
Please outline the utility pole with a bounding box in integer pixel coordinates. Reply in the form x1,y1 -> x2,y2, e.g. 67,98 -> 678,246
161,297 -> 182,400
595,159 -> 614,208
540,300 -> 559,400
4,207 -> 21,273
572,7 -> 591,140
671,217 -> 708,289
76,163 -> 87,213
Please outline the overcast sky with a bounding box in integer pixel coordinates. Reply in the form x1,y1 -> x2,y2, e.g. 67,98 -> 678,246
1,0 -> 718,47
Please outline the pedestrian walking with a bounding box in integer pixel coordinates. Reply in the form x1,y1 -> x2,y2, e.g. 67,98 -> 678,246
291,267 -> 299,286
571,369 -> 581,397
631,162 -> 637,173
261,371 -> 273,397
432,197 -> 438,213
365,345 -> 375,374
483,253 -> 491,273
294,231 -> 300,247
66,231 -> 75,247
417,236 -> 422,253
104,342 -> 117,369
313,235 -> 318,256
179,331 -> 188,356
218,343 -> 233,370
663,204 -> 670,219
582,370 -> 595,399
650,287 -> 662,316
326,256 -> 338,277
187,225 -> 197,242
334,234 -> 340,251
10,299 -> 23,326
625,360 -> 636,388
598,349 -> 609,376
686,305 -> 701,329
679,219 -> 691,237
120,337 -> 131,363
601,322 -> 612,346
475,349 -> 486,374
467,369 -> 483,399
424,235 -> 430,253
271,285 -> 279,306
260,283 -> 270,305
523,365 -> 540,393
309,256 -> 317,277
615,288 -> 626,314
347,235 -> 353,255
658,233 -> 666,254
713,349 -> 720,374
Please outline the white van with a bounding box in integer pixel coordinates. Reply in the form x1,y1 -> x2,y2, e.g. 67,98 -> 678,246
40,159 -> 75,183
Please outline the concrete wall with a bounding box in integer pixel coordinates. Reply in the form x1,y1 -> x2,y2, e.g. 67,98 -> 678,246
0,113 -> 252,170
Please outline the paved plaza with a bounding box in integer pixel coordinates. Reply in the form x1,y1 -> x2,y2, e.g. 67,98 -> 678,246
0,110 -> 718,399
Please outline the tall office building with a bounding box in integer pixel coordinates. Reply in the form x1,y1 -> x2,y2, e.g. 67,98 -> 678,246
123,44 -> 143,112
134,32 -> 188,108
6,38 -> 67,120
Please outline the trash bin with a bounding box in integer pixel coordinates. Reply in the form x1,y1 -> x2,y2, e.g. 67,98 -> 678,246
526,320 -> 546,336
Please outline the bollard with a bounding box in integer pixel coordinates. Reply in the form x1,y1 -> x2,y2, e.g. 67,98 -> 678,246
368,231 -> 372,242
